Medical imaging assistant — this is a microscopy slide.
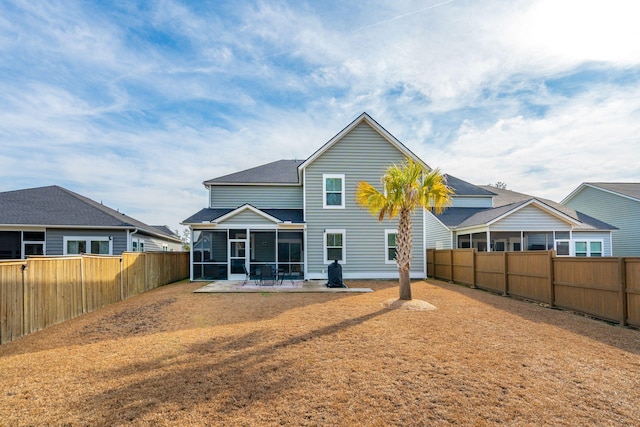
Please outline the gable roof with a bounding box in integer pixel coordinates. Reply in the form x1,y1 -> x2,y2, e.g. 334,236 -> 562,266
0,185 -> 181,242
562,182 -> 640,204
204,159 -> 304,186
299,112 -> 428,171
182,207 -> 304,224
436,185 -> 616,231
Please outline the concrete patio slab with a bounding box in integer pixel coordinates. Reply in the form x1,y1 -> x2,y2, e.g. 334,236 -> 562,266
193,280 -> 373,293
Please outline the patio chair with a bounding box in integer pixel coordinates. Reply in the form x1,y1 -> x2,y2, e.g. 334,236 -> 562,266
260,264 -> 276,286
241,264 -> 250,286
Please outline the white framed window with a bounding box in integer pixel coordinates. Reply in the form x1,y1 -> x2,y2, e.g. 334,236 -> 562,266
323,229 -> 346,264
385,229 -> 398,264
555,240 -> 570,256
555,239 -> 603,257
575,240 -> 603,257
323,174 -> 345,209
63,236 -> 112,255
132,237 -> 145,252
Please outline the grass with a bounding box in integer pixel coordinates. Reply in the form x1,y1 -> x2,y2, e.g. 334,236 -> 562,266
1,279 -> 639,426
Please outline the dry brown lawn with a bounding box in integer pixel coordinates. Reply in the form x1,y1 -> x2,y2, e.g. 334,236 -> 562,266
1,279 -> 639,426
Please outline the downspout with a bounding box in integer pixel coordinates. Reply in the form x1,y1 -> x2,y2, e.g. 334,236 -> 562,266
128,228 -> 139,252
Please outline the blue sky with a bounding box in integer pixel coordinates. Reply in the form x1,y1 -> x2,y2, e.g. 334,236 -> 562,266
1,0 -> 639,233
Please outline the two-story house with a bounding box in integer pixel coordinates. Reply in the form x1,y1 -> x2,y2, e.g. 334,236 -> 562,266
183,113 -> 428,281
183,113 -> 616,282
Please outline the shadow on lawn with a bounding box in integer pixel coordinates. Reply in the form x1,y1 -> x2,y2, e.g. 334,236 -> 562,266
430,279 -> 640,355
0,280 -> 398,357
70,306 -> 394,424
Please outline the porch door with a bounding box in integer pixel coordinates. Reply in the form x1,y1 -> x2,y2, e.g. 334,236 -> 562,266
228,229 -> 248,280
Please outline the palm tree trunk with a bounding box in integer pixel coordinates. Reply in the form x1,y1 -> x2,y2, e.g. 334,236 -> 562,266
396,208 -> 413,300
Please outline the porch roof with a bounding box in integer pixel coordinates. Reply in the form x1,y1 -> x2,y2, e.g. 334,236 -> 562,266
182,208 -> 304,224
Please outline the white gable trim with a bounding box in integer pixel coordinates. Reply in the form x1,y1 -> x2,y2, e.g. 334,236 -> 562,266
298,112 -> 429,171
486,199 -> 582,227
562,183 -> 640,204
211,204 -> 282,224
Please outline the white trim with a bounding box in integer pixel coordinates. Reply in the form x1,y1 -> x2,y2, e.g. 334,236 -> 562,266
63,236 -> 113,255
212,204 -> 283,224
323,229 -> 346,264
299,113 -> 429,171
384,229 -> 398,264
322,174 -> 346,209
555,238 -> 604,257
562,183 -> 640,204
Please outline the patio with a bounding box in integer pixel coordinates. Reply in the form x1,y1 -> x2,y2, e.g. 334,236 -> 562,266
193,279 -> 373,293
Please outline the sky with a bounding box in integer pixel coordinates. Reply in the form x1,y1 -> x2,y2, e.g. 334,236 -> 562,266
1,0 -> 639,234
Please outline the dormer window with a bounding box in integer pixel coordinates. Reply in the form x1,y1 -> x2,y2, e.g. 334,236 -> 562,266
323,174 -> 345,209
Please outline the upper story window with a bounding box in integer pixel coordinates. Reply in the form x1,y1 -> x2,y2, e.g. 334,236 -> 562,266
323,174 -> 345,209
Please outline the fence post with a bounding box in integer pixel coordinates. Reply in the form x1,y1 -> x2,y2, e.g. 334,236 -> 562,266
80,256 -> 87,314
619,258 -> 627,326
471,249 -> 477,288
502,251 -> 508,296
449,250 -> 454,283
548,250 -> 555,307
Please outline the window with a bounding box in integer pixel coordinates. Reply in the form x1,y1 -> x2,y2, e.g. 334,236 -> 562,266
132,238 -> 145,252
324,229 -> 345,263
555,239 -> 603,257
64,237 -> 112,255
23,231 -> 45,257
555,240 -> 570,256
574,240 -> 602,257
385,230 -> 397,264
323,174 -> 345,209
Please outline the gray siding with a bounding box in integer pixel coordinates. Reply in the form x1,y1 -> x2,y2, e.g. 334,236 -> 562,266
565,186 -> 640,256
210,185 -> 303,209
490,205 -> 572,232
451,196 -> 493,208
304,122 -> 425,279
46,229 -> 128,255
424,211 -> 452,249
141,234 -> 183,252
219,210 -> 278,225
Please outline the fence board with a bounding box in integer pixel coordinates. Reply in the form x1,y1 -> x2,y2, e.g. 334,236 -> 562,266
624,258 -> 640,327
508,252 -> 552,304
452,249 -> 474,286
475,252 -> 505,293
0,262 -> 25,344
554,258 -> 621,322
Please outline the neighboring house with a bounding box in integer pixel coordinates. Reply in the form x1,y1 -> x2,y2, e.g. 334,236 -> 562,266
182,112 -> 428,281
562,183 -> 640,256
426,182 -> 616,257
0,185 -> 182,259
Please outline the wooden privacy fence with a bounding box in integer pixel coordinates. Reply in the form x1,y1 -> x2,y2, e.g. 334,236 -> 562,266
427,249 -> 640,328
0,252 -> 189,344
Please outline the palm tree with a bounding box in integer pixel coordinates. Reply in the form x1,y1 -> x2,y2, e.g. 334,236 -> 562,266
356,158 -> 453,300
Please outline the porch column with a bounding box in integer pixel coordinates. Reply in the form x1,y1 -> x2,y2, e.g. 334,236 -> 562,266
486,230 -> 491,252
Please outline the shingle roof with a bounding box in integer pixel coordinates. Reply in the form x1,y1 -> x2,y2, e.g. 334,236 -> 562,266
586,183 -> 640,201
204,159 -> 304,185
446,175 -> 495,196
182,208 -> 304,224
436,185 -> 617,230
0,185 -> 181,241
